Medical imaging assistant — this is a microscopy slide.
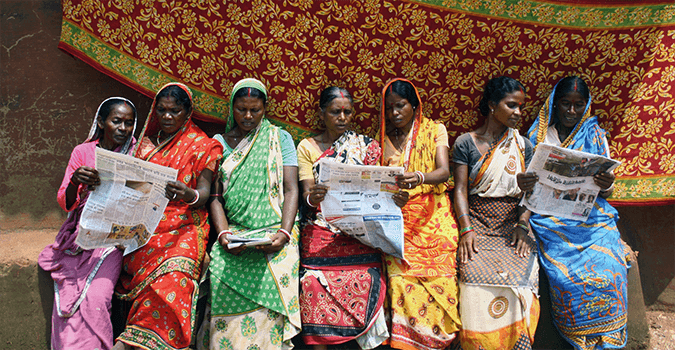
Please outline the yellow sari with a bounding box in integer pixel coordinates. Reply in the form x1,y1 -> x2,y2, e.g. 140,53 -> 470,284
380,78 -> 461,350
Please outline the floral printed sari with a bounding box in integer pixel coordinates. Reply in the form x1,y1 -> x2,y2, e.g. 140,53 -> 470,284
116,83 -> 223,350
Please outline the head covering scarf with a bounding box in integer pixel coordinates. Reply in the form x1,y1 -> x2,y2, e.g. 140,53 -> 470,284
529,80 -> 593,150
132,82 -> 193,159
225,78 -> 268,133
85,97 -> 137,154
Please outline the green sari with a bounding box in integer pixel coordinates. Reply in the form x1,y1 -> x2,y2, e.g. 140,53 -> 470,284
198,79 -> 301,350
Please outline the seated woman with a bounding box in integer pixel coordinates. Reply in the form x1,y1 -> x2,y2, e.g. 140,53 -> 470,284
298,86 -> 408,350
39,97 -> 137,350
113,83 -> 223,350
199,78 -> 301,350
452,76 -> 539,350
379,78 -> 461,350
517,76 -> 630,350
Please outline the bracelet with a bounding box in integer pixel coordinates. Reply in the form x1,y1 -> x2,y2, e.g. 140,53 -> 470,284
186,189 -> 200,205
600,183 -> 614,193
415,171 -> 425,186
278,228 -> 292,240
460,226 -> 474,235
210,193 -> 222,197
306,193 -> 317,208
461,228 -> 474,236
516,222 -> 529,232
217,229 -> 232,241
69,178 -> 79,187
457,213 -> 469,220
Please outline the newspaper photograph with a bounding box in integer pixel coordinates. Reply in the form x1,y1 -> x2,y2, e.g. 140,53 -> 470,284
520,144 -> 620,222
317,158 -> 406,259
75,148 -> 178,255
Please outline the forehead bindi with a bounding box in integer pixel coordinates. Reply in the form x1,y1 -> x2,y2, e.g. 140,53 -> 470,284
503,90 -> 525,105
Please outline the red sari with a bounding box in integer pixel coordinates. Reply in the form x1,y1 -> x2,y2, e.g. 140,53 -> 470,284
116,83 -> 222,350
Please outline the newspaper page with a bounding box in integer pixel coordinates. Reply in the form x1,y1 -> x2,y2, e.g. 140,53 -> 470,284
75,148 -> 178,255
520,144 -> 620,222
317,158 -> 406,259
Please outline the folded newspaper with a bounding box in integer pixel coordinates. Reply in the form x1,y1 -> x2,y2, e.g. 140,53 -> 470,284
75,148 -> 177,255
317,158 -> 406,259
226,228 -> 273,249
520,144 -> 620,222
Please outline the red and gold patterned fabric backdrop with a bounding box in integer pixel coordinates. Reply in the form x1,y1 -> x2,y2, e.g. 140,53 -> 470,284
58,0 -> 675,205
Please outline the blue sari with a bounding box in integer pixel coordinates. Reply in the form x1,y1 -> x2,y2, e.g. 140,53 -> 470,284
527,87 -> 630,350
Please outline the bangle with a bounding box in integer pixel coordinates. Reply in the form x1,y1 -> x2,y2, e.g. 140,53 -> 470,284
217,229 -> 232,241
69,178 -> 79,187
516,222 -> 529,232
461,228 -> 474,236
415,171 -> 425,186
278,228 -> 292,240
306,193 -> 317,208
600,183 -> 614,193
186,189 -> 200,205
460,226 -> 474,235
457,213 -> 469,220
210,193 -> 222,197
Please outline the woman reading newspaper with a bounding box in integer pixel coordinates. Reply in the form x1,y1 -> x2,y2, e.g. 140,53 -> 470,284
113,83 -> 223,350
517,76 -> 630,349
452,76 -> 539,350
39,97 -> 137,350
297,86 -> 408,350
198,78 -> 301,350
379,78 -> 461,350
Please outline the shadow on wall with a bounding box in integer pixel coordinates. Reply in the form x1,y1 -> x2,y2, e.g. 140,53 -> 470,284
0,0 -> 152,228
617,205 -> 675,309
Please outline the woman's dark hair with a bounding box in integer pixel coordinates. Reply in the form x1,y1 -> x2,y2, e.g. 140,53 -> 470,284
232,86 -> 267,105
95,98 -> 137,140
478,76 -> 525,117
156,85 -> 192,111
549,76 -> 590,126
553,76 -> 590,103
98,98 -> 137,122
384,80 -> 419,109
319,86 -> 353,110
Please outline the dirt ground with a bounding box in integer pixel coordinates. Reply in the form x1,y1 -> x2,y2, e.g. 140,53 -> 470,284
648,309 -> 675,350
2,229 -> 674,349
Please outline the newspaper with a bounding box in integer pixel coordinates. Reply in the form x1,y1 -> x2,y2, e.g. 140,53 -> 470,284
75,148 -> 178,255
317,158 -> 406,259
520,144 -> 620,222
225,228 -> 273,249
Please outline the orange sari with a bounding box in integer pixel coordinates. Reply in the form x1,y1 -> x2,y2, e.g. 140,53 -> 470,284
116,83 -> 222,350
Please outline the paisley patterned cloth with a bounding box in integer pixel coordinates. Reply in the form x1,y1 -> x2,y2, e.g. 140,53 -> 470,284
380,78 -> 461,350
198,78 -> 301,350
116,83 -> 223,350
526,81 -> 631,350
297,131 -> 388,349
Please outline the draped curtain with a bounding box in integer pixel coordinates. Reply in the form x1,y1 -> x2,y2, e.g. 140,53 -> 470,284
58,0 -> 675,205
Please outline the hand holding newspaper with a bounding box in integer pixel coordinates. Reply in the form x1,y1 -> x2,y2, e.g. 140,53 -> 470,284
225,229 -> 273,249
317,158 -> 406,259
75,148 -> 178,255
520,144 -> 620,222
